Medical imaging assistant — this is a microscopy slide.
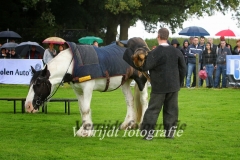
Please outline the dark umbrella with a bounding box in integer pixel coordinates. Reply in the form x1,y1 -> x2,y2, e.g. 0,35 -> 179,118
15,41 -> 45,59
1,42 -> 18,49
0,30 -> 22,39
178,26 -> 210,36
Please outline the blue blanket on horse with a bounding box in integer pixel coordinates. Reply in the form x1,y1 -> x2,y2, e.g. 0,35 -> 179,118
67,42 -> 129,81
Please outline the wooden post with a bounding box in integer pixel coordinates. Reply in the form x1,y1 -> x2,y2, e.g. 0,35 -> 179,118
196,54 -> 199,88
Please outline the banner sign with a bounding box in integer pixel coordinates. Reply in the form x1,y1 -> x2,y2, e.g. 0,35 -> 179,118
226,55 -> 240,87
0,59 -> 43,84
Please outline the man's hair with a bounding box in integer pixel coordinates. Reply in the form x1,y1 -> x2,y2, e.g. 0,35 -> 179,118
200,36 -> 205,39
158,28 -> 169,40
194,36 -> 199,39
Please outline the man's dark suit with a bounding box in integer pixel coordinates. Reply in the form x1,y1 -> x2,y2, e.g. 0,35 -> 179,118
123,44 -> 186,138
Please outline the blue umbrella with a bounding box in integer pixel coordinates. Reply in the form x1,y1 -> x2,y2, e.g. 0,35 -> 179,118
178,26 -> 210,36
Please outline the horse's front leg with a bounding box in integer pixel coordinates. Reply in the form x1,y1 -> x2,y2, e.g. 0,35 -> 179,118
72,82 -> 94,137
120,79 -> 137,130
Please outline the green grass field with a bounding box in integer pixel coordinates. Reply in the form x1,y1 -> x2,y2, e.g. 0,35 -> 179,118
0,84 -> 240,160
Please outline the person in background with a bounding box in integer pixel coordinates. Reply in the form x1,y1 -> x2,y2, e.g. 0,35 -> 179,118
189,36 -> 194,45
58,44 -> 64,54
25,46 -> 42,59
0,48 -> 7,58
43,43 -> 57,64
180,39 -> 189,87
199,36 -> 206,50
8,49 -> 20,59
186,37 -> 203,88
207,38 -> 217,85
171,39 -> 181,51
214,37 -> 232,88
232,39 -> 240,55
93,41 -> 98,47
198,36 -> 206,86
207,38 -> 217,52
202,42 -> 216,88
5,49 -> 9,56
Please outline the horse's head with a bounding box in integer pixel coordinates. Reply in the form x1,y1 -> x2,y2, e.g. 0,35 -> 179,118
117,37 -> 150,68
25,65 -> 51,113
131,47 -> 149,68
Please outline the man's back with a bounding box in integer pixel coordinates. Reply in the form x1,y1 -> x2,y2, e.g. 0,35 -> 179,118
143,45 -> 186,94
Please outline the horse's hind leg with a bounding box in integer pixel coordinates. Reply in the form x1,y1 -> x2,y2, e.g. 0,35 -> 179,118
120,79 -> 137,130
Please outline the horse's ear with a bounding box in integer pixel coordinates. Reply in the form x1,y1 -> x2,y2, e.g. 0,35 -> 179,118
31,66 -> 36,74
116,41 -> 128,48
41,65 -> 50,79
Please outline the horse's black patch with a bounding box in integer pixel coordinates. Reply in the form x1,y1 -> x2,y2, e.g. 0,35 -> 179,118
30,65 -> 51,110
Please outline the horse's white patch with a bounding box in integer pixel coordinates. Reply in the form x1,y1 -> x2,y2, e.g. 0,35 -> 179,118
25,85 -> 35,113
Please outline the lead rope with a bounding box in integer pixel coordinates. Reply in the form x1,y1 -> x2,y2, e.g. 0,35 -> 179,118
44,56 -> 73,103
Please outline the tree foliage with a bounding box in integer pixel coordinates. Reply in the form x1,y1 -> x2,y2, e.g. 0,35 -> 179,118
0,0 -> 239,44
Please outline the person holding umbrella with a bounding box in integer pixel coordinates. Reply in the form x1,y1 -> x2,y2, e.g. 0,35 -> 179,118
25,46 -> 42,59
43,43 -> 57,64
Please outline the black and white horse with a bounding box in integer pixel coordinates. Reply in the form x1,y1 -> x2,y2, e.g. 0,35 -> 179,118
25,39 -> 149,137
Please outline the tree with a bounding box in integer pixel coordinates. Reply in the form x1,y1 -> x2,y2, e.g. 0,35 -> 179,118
1,0 -> 239,44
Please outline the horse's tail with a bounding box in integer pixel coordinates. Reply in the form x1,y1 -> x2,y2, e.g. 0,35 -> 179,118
134,82 -> 148,123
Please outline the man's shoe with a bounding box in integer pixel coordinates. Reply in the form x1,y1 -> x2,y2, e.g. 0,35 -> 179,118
143,134 -> 153,141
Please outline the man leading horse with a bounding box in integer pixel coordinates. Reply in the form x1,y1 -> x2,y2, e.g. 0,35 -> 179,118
123,28 -> 186,140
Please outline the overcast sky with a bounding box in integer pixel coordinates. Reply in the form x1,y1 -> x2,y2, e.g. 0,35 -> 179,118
124,11 -> 240,39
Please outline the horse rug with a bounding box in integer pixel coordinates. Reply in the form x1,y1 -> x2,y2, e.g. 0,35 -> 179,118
66,42 -> 130,82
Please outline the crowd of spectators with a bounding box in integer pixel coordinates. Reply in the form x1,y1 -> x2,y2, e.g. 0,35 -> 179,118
168,36 -> 238,88
0,41 -> 65,61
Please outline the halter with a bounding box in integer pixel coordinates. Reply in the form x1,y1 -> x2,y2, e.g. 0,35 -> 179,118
32,78 -> 51,111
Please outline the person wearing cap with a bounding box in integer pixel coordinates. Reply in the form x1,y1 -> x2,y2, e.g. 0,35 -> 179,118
232,39 -> 240,55
43,43 -> 57,64
214,36 -> 232,88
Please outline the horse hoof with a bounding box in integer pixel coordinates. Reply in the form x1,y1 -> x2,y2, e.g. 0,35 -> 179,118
76,127 -> 93,137
120,120 -> 138,130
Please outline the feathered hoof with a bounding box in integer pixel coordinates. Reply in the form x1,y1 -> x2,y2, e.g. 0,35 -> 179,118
76,126 -> 93,137
120,120 -> 138,130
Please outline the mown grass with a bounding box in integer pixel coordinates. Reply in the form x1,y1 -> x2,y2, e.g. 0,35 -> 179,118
0,84 -> 240,159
